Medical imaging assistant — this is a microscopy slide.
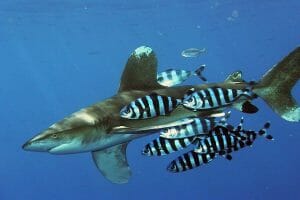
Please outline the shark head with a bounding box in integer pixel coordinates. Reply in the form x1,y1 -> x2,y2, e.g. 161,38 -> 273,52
22,107 -> 109,154
23,125 -> 85,154
22,129 -> 81,154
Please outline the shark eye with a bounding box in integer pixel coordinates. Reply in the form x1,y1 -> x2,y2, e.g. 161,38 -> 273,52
52,133 -> 58,139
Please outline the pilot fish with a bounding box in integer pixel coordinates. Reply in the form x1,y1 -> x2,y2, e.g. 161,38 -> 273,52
183,86 -> 258,113
196,120 -> 273,156
157,65 -> 207,87
120,93 -> 181,119
167,151 -> 216,173
181,48 -> 206,58
167,120 -> 273,173
142,136 -> 195,156
160,112 -> 230,139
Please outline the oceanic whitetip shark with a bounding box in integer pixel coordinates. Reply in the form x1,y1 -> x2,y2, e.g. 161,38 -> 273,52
23,46 -> 300,184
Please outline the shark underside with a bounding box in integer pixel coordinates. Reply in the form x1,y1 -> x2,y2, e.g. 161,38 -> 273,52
23,46 -> 300,184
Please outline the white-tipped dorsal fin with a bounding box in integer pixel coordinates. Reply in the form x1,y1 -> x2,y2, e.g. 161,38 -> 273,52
225,71 -> 244,83
118,46 -> 165,92
92,143 -> 131,184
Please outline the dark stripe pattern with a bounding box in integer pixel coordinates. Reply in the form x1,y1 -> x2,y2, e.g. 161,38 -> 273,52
194,126 -> 245,154
120,93 -> 181,119
157,69 -> 191,87
183,86 -> 252,110
167,120 -> 273,173
160,117 -> 220,139
167,151 -> 216,172
142,136 -> 195,156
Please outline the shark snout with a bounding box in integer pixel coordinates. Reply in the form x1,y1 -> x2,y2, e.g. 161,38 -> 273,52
22,133 -> 58,152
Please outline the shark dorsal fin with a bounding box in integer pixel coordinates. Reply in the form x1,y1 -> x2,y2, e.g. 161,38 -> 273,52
225,71 -> 244,83
118,46 -> 165,92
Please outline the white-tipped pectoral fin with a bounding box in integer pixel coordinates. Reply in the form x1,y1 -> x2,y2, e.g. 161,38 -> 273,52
92,143 -> 131,184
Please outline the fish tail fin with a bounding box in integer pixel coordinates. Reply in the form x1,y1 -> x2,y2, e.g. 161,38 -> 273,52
253,47 -> 300,122
194,64 -> 208,82
258,122 -> 274,140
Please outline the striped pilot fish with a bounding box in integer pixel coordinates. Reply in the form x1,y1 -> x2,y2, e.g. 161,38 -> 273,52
160,111 -> 231,139
120,93 -> 181,119
194,118 -> 273,154
183,86 -> 258,113
142,136 -> 195,156
167,120 -> 273,173
167,151 -> 217,173
157,65 -> 207,87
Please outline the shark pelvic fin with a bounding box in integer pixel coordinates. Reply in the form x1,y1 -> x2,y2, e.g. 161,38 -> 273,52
118,46 -> 165,92
92,143 -> 131,184
253,47 -> 300,122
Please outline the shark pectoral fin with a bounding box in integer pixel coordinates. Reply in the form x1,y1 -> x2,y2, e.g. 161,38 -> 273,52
118,46 -> 165,92
92,143 -> 131,184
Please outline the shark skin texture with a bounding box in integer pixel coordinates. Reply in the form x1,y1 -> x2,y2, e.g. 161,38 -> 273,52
23,46 -> 300,184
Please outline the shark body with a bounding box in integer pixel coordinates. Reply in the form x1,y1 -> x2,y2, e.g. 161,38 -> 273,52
23,46 -> 300,184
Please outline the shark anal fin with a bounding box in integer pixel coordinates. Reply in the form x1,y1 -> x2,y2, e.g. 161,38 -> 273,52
92,143 -> 131,184
118,46 -> 165,92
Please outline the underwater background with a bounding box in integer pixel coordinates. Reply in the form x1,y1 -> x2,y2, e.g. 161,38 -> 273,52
1,0 -> 300,199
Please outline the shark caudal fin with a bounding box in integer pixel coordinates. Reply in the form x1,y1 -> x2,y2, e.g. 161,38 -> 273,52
92,143 -> 131,184
118,46 -> 165,92
253,47 -> 300,122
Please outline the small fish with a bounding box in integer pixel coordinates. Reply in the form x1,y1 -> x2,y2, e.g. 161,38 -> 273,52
194,118 -> 273,155
183,86 -> 257,113
181,48 -> 206,58
120,93 -> 181,119
142,136 -> 195,156
167,119 -> 273,173
160,111 -> 230,139
157,65 -> 207,87
193,126 -> 246,154
167,151 -> 216,173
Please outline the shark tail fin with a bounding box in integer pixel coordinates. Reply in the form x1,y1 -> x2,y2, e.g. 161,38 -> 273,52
253,47 -> 300,122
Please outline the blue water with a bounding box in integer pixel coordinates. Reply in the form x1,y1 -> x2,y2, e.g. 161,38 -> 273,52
1,1 -> 300,199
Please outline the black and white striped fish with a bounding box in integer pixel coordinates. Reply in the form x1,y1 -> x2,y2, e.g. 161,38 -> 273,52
167,151 -> 217,173
194,119 -> 273,154
183,86 -> 258,113
142,136 -> 195,156
157,65 -> 207,87
120,93 -> 181,119
167,120 -> 273,173
160,112 -> 230,139
193,126 -> 246,154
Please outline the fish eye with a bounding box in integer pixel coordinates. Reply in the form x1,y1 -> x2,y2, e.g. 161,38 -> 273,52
123,107 -> 131,114
52,133 -> 58,139
188,97 -> 195,103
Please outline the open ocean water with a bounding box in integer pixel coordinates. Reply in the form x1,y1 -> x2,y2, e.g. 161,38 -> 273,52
1,0 -> 300,199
